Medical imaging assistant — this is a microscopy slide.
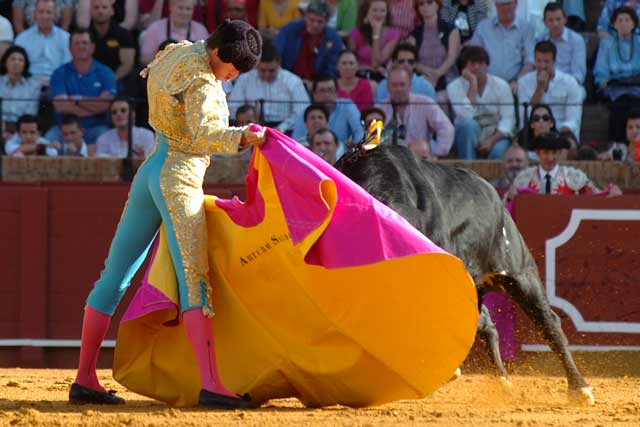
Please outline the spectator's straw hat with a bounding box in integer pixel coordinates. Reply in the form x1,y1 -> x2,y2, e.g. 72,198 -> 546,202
529,133 -> 571,151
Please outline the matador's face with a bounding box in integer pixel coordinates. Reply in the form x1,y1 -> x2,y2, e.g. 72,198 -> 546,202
209,49 -> 241,81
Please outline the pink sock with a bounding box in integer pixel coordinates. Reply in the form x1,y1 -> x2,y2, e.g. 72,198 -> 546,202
183,309 -> 236,397
74,306 -> 111,392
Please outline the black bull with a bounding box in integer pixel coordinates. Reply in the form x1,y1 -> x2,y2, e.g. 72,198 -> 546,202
335,144 -> 593,403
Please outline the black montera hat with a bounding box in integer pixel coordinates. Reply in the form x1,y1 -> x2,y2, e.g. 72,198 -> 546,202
212,19 -> 262,72
529,133 -> 571,151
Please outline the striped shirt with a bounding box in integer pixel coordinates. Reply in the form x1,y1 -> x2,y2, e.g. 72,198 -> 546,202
441,0 -> 490,43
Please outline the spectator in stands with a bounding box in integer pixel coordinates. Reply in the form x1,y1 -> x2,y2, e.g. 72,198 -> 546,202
410,0 -> 461,92
49,114 -> 89,156
15,0 -> 71,85
76,0 -> 139,31
376,67 -> 454,157
493,143 -> 528,189
594,6 -> 640,144
326,0 -> 358,38
5,113 -> 57,156
258,0 -> 300,40
89,0 -> 135,82
516,102 -> 578,160
298,103 -> 329,146
0,14 -> 13,60
447,45 -> 514,160
274,0 -> 344,85
508,133 -> 623,197
204,0 -> 259,30
389,0 -> 416,39
310,127 -> 339,164
441,0 -> 490,44
95,97 -> 155,158
598,108 -> 640,161
518,41 -> 582,140
48,28 -> 116,146
0,46 -> 41,135
362,106 -> 386,125
537,2 -> 586,86
375,43 -> 436,103
234,104 -> 258,126
336,49 -> 377,112
470,0 -> 534,93
12,0 -> 74,34
292,75 -> 364,149
597,0 -> 640,39
228,41 -> 310,133
140,0 -> 206,29
140,0 -> 209,65
349,0 -> 401,81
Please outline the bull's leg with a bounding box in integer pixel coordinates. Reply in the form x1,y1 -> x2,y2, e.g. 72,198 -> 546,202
477,304 -> 511,386
503,272 -> 594,404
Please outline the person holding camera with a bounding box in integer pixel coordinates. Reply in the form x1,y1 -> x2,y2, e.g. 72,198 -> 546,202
375,66 -> 454,158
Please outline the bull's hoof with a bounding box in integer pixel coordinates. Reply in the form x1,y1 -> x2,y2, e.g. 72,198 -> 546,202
449,368 -> 462,382
569,387 -> 595,405
499,376 -> 513,389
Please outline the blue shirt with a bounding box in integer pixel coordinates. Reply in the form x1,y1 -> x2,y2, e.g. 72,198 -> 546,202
292,98 -> 364,148
0,75 -> 42,122
594,35 -> 640,85
49,59 -> 117,128
470,17 -> 535,82
15,26 -> 71,79
375,74 -> 436,104
538,28 -> 586,85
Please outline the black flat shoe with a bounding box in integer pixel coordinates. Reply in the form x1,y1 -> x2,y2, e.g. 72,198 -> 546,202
69,383 -> 125,405
198,389 -> 256,409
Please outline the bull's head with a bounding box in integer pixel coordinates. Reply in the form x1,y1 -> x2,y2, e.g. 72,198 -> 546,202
337,120 -> 383,167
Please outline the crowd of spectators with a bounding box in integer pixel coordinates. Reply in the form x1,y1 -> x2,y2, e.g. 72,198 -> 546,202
0,0 -> 637,171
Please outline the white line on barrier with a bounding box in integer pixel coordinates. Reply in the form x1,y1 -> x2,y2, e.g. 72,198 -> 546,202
0,339 -> 115,348
522,344 -> 640,352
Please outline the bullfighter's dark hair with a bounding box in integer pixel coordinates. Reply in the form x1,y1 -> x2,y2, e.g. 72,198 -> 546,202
206,19 -> 262,72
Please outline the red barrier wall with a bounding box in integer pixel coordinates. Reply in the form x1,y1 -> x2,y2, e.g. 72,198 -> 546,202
0,182 -> 245,368
1,184 -> 639,368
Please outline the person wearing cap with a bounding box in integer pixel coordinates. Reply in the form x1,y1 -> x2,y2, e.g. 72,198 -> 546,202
274,0 -> 344,85
69,20 -> 265,409
469,0 -> 535,93
507,133 -> 623,198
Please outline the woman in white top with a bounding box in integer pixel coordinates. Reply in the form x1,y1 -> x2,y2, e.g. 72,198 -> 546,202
95,98 -> 155,158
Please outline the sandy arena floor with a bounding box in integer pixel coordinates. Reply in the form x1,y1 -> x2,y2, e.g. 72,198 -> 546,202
1,363 -> 640,427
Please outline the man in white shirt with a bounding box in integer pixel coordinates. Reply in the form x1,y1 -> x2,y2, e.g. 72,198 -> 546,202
0,14 -> 14,60
228,41 -> 310,133
517,40 -> 583,138
447,46 -> 515,159
537,2 -> 586,86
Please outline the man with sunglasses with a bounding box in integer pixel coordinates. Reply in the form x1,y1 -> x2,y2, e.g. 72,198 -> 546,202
95,97 -> 155,158
375,43 -> 436,103
517,40 -> 583,140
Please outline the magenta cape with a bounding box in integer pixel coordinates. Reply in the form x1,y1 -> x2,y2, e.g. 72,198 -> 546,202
112,129 -> 478,407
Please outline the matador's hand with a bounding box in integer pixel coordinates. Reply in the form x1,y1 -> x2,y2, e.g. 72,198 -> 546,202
240,125 -> 266,148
